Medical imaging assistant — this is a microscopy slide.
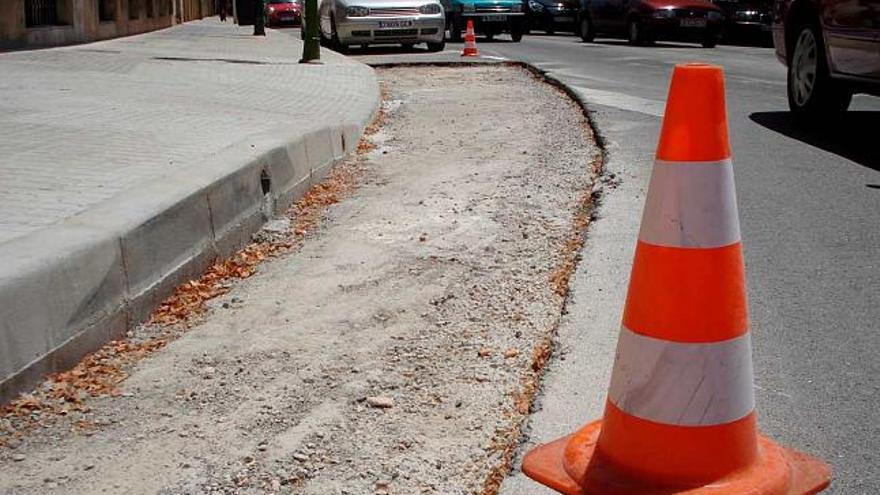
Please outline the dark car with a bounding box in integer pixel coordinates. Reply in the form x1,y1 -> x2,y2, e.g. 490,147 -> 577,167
713,0 -> 772,44
266,0 -> 302,26
526,0 -> 580,34
773,0 -> 880,118
577,0 -> 725,47
443,0 -> 527,42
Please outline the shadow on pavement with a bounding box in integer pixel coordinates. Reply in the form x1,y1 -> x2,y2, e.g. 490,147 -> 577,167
720,36 -> 774,48
523,31 -> 579,37
344,44 -> 437,55
749,111 -> 880,172
590,39 -> 706,49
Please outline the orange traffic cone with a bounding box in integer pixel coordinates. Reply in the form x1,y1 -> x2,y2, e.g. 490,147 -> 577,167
461,19 -> 479,57
521,63 -> 832,495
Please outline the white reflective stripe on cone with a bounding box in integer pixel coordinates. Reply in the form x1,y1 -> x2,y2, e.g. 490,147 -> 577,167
639,159 -> 741,249
607,326 -> 755,426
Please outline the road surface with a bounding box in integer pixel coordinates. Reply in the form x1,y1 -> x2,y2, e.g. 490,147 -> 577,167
309,30 -> 880,494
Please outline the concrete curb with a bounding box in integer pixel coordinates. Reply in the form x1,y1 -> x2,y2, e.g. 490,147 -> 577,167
0,100 -> 378,404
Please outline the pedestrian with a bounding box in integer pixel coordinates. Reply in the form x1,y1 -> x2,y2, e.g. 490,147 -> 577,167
218,0 -> 228,21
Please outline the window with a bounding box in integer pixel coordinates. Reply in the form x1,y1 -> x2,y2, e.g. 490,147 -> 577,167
25,0 -> 71,27
146,0 -> 154,17
98,0 -> 116,21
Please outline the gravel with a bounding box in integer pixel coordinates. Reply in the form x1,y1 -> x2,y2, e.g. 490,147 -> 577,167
0,65 -> 599,495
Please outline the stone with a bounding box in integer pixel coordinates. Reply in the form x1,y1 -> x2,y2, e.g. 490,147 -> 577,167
366,396 -> 394,409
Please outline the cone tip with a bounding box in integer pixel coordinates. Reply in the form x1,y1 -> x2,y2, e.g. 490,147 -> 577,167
657,62 -> 730,162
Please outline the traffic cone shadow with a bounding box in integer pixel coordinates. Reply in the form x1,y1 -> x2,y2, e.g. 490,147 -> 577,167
521,63 -> 832,495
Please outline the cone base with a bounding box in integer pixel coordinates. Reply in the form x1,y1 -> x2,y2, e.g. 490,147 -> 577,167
521,420 -> 831,495
461,51 -> 479,57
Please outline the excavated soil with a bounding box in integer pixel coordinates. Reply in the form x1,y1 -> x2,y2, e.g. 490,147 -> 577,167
0,65 -> 600,495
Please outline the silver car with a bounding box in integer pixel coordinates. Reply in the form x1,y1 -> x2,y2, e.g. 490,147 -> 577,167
312,0 -> 447,51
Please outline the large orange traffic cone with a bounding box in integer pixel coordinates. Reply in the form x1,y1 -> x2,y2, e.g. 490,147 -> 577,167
461,19 -> 479,57
521,63 -> 832,495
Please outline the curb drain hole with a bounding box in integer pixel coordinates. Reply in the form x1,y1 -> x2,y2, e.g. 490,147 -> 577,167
260,169 -> 272,195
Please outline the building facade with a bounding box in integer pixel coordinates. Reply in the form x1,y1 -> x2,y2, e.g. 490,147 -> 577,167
0,0 -> 216,50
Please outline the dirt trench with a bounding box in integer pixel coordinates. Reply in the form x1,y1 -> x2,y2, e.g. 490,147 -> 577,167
0,65 -> 600,495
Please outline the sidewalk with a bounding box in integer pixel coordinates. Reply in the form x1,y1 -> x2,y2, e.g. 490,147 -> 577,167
0,64 -> 599,495
0,19 -> 380,401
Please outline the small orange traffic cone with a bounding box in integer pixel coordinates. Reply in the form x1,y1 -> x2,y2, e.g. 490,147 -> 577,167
461,19 -> 479,57
521,63 -> 832,495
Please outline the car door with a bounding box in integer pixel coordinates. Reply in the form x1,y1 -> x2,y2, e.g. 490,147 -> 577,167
607,0 -> 631,32
822,0 -> 880,78
588,0 -> 618,31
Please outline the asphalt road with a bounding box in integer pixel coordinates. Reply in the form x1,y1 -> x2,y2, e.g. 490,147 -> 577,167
477,35 -> 880,495
286,28 -> 879,493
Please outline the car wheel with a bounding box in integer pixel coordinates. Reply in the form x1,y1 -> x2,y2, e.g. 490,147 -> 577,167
628,18 -> 648,45
701,30 -> 718,48
545,24 -> 555,35
511,23 -> 525,42
485,32 -> 495,41
330,16 -> 347,53
448,15 -> 463,42
578,14 -> 594,42
317,20 -> 329,46
787,21 -> 852,118
427,40 -> 446,52
402,43 -> 416,50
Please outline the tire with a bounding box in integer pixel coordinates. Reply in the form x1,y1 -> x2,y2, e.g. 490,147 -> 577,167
427,40 -> 446,52
485,32 -> 495,41
701,31 -> 718,48
448,15 -> 463,42
330,16 -> 344,51
627,18 -> 649,45
402,43 -> 416,50
511,24 -> 524,42
787,21 -> 852,118
545,24 -> 555,35
317,20 -> 329,46
578,14 -> 594,42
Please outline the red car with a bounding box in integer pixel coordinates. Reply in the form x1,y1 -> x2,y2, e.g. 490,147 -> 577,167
773,0 -> 880,118
577,0 -> 725,47
266,0 -> 302,26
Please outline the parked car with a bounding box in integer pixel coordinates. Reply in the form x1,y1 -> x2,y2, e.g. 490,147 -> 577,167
266,0 -> 303,26
773,0 -> 880,118
441,0 -> 527,41
712,0 -> 771,44
310,0 -> 447,51
577,0 -> 725,47
526,0 -> 579,34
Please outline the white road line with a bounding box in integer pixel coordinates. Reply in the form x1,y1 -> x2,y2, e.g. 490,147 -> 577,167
568,83 -> 665,117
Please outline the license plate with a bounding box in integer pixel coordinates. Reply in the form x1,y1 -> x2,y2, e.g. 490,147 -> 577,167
554,16 -> 574,22
378,20 -> 413,28
483,15 -> 506,22
281,15 -> 295,20
680,18 -> 707,28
